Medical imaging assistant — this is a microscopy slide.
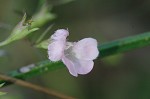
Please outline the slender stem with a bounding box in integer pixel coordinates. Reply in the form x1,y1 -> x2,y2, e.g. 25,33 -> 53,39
0,73 -> 76,99
1,31 -> 150,87
36,24 -> 53,44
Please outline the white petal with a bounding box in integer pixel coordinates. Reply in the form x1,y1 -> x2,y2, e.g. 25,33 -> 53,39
62,56 -> 78,77
72,38 -> 99,60
74,60 -> 94,75
62,55 -> 94,76
48,41 -> 65,61
51,29 -> 69,41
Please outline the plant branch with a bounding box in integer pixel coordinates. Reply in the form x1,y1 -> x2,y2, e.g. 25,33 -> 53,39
0,73 -> 76,99
1,31 -> 150,87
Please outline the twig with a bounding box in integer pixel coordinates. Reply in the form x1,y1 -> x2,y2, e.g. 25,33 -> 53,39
0,73 -> 76,99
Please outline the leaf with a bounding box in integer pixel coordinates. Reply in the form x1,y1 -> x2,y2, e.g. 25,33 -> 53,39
0,13 -> 39,47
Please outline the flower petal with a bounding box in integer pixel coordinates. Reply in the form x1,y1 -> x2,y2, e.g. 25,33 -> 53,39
62,56 -> 78,77
62,55 -> 94,76
51,29 -> 69,41
48,41 -> 65,61
74,60 -> 94,75
72,38 -> 99,60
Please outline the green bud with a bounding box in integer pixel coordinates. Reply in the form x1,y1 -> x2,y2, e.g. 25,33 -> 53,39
0,13 -> 39,47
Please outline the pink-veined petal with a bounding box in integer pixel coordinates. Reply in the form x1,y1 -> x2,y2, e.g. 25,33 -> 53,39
48,41 -> 65,61
72,38 -> 99,60
62,56 -> 78,77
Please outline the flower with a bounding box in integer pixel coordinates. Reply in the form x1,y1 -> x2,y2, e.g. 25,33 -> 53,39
48,29 -> 99,77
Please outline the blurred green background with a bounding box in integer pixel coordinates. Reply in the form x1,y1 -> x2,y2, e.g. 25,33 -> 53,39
0,0 -> 150,99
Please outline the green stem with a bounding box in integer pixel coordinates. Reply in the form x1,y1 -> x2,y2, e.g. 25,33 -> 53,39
100,31 -> 150,58
1,31 -> 150,86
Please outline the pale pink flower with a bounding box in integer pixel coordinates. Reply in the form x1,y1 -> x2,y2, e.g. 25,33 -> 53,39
48,29 -> 99,77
